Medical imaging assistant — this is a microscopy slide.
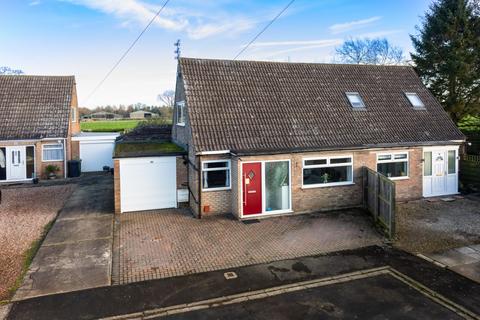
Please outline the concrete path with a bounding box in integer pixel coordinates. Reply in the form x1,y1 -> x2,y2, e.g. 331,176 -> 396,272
6,246 -> 480,320
13,174 -> 114,300
423,244 -> 480,283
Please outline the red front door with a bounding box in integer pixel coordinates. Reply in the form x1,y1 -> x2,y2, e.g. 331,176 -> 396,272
242,162 -> 262,215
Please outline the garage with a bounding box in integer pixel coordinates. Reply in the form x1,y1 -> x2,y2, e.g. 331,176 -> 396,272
119,157 -> 177,213
72,132 -> 119,172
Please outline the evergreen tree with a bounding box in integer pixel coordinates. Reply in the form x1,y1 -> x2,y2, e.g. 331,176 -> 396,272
411,0 -> 480,123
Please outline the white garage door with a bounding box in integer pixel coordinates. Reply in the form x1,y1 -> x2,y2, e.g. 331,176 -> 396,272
80,141 -> 115,172
120,157 -> 177,213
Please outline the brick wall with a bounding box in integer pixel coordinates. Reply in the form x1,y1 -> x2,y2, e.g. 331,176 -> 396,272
199,147 -> 426,218
114,159 -> 121,214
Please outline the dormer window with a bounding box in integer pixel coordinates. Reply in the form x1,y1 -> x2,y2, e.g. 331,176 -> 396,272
405,93 -> 425,109
345,92 -> 365,109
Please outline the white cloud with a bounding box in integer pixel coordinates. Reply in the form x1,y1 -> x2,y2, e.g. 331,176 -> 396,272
246,39 -> 343,48
29,0 -> 41,5
260,40 -> 342,58
329,16 -> 381,34
62,0 -> 261,39
357,29 -> 403,38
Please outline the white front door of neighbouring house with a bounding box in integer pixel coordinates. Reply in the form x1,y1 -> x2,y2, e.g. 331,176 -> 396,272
8,146 -> 26,180
119,157 -> 177,213
423,147 -> 458,197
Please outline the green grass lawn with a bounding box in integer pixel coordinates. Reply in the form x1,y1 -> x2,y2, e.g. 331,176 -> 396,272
80,120 -> 143,132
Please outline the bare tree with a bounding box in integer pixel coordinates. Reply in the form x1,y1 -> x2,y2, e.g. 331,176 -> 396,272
335,38 -> 406,65
156,90 -> 175,108
0,66 -> 24,75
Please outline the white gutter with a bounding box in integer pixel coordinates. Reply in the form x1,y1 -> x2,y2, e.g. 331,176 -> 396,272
196,150 -> 230,156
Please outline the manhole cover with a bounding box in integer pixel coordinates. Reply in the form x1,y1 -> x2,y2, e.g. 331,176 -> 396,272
224,271 -> 238,280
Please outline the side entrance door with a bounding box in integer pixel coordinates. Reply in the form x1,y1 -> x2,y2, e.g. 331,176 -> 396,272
242,162 -> 262,215
8,146 -> 26,180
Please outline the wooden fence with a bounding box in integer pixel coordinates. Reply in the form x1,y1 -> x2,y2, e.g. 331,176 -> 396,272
460,154 -> 480,191
362,167 -> 396,239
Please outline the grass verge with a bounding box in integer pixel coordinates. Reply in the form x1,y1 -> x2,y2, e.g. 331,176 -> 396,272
0,219 -> 56,304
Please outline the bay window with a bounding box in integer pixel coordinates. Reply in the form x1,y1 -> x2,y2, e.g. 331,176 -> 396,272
202,160 -> 231,190
377,152 -> 408,179
303,156 -> 353,187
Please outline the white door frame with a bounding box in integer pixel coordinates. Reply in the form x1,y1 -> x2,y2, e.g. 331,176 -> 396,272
239,159 -> 292,219
7,146 -> 27,181
422,146 -> 459,197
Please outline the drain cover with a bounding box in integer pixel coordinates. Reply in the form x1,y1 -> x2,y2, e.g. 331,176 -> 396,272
224,271 -> 238,280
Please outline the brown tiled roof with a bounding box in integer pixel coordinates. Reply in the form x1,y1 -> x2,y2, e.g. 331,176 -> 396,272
0,75 -> 75,140
179,58 -> 465,154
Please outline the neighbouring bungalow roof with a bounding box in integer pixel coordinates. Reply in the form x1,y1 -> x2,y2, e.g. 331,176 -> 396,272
113,124 -> 186,158
178,58 -> 465,154
0,75 -> 75,140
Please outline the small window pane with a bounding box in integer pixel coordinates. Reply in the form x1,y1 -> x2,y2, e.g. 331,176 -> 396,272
204,161 -> 228,169
26,146 -> 35,178
304,159 -> 327,166
43,144 -> 64,161
0,148 -> 6,181
330,157 -> 351,164
448,150 -> 456,174
377,162 -> 408,178
394,154 -> 407,160
405,93 -> 424,108
378,155 -> 391,161
424,152 -> 432,176
203,170 -> 229,189
346,93 -> 365,108
303,165 -> 352,185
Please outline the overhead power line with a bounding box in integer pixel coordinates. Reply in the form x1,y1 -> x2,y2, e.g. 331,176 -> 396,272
233,0 -> 295,60
84,0 -> 171,105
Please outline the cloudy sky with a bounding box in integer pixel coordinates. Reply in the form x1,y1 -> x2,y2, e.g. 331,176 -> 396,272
1,0 -> 431,108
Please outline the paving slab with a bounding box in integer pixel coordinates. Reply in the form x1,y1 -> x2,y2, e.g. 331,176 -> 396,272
13,175 -> 114,300
450,261 -> 480,283
0,305 -> 10,320
427,249 -> 480,267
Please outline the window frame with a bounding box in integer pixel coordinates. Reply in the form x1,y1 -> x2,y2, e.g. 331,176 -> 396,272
404,92 -> 425,109
71,107 -> 76,122
42,143 -> 64,162
201,159 -> 231,191
302,155 -> 354,188
345,92 -> 366,109
376,152 -> 409,180
176,101 -> 185,126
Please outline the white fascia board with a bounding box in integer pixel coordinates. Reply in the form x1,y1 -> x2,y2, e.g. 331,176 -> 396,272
196,150 -> 230,156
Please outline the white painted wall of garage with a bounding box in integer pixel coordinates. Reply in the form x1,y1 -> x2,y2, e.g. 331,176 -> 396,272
80,140 -> 116,172
120,157 -> 177,213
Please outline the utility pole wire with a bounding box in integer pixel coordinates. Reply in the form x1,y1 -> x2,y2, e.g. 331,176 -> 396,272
84,0 -> 171,105
233,0 -> 295,60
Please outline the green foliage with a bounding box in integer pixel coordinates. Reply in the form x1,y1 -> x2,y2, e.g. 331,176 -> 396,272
411,0 -> 480,123
458,115 -> 480,131
45,164 -> 59,174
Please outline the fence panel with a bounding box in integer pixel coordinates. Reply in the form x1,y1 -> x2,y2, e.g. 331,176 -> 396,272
363,167 -> 396,239
460,155 -> 480,191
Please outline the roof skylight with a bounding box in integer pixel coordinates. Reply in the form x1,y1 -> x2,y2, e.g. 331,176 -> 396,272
405,93 -> 425,108
345,92 -> 365,109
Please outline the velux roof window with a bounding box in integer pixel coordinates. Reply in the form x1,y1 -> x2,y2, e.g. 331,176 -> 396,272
405,93 -> 425,109
345,92 -> 365,109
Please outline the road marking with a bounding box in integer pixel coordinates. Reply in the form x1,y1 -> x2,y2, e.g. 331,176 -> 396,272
99,266 -> 479,320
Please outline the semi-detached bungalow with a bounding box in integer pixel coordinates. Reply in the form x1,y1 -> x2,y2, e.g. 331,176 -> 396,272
0,75 -> 80,181
113,58 -> 466,218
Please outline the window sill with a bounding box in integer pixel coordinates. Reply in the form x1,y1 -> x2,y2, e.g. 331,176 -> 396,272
176,123 -> 185,127
302,182 -> 355,189
202,187 -> 231,192
388,176 -> 409,181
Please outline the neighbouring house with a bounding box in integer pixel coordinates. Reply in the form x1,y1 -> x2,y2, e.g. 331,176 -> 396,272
129,110 -> 159,119
113,58 -> 465,217
0,75 -> 80,181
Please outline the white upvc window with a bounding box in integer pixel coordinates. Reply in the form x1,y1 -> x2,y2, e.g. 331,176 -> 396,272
42,143 -> 64,162
202,160 -> 231,191
176,101 -> 185,126
377,152 -> 409,179
302,156 -> 353,188
71,107 -> 76,122
404,92 -> 425,108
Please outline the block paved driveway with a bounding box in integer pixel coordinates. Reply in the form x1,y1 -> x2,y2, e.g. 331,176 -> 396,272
112,209 -> 382,285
